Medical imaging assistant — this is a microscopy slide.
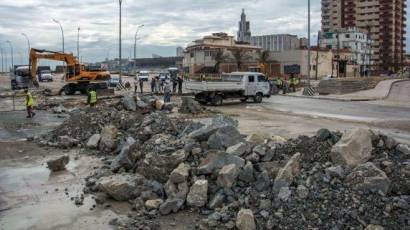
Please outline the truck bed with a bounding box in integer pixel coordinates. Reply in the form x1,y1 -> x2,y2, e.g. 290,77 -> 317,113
185,81 -> 244,92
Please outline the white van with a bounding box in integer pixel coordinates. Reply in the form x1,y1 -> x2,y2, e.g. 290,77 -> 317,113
137,71 -> 150,81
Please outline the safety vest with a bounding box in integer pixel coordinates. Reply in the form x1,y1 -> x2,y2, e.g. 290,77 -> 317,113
277,79 -> 282,85
90,91 -> 97,104
26,92 -> 34,106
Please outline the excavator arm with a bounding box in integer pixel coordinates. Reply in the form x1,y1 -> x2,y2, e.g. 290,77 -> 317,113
29,48 -> 80,87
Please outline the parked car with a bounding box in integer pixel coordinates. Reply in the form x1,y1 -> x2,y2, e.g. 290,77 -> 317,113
108,76 -> 120,87
38,70 -> 53,82
185,72 -> 271,105
137,71 -> 150,81
159,72 -> 169,81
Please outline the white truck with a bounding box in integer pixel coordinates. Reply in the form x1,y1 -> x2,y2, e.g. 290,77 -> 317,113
185,72 -> 271,106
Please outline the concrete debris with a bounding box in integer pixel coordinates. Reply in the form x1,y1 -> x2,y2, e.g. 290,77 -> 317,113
121,95 -> 137,111
42,103 -> 409,229
330,128 -> 373,168
58,135 -> 79,148
179,96 -> 203,114
186,179 -> 208,207
47,155 -> 70,171
86,134 -> 101,149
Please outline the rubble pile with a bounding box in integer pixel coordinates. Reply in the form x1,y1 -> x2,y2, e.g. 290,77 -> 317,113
179,96 -> 204,114
77,111 -> 410,230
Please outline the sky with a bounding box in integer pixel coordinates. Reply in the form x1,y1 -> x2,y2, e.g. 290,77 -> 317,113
0,0 -> 409,65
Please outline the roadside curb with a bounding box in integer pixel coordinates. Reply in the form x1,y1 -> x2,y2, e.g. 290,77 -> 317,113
277,94 -> 368,102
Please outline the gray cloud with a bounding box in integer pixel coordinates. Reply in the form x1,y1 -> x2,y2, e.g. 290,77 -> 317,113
0,0 -> 408,65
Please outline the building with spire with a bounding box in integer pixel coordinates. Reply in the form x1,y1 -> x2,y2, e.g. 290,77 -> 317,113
237,9 -> 251,43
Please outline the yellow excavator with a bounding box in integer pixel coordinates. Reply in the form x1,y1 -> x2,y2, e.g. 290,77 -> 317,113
29,48 -> 111,95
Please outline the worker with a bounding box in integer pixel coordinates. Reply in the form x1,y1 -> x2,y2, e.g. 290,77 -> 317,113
134,77 -> 138,94
150,76 -> 157,93
87,88 -> 97,107
177,75 -> 184,95
289,74 -> 298,93
139,76 -> 144,94
24,89 -> 36,118
164,80 -> 172,103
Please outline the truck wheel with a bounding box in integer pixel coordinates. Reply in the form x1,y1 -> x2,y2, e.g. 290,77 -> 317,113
211,95 -> 223,106
64,85 -> 76,95
254,93 -> 263,103
240,97 -> 248,103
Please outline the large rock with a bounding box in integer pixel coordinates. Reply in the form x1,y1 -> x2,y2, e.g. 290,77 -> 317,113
197,151 -> 245,175
159,199 -> 184,215
188,125 -> 219,142
86,134 -> 101,149
236,208 -> 256,230
97,174 -> 140,201
207,126 -> 243,150
246,132 -> 271,144
169,163 -> 190,184
273,152 -> 301,194
396,144 -> 410,155
217,164 -> 240,188
47,155 -> 70,171
110,137 -> 137,172
186,179 -> 208,207
145,199 -> 163,210
99,125 -> 118,152
58,135 -> 79,148
164,180 -> 189,200
211,114 -> 238,128
238,161 -> 255,183
226,142 -> 248,156
330,128 -> 373,168
179,97 -> 203,114
121,95 -> 137,111
346,162 -> 391,195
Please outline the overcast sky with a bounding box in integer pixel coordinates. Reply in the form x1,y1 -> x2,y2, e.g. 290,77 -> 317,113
0,0 -> 408,65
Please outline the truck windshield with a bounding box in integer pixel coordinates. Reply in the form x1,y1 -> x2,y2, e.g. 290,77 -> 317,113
221,75 -> 243,82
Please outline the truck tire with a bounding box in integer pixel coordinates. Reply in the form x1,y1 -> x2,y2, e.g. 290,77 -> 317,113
253,93 -> 263,103
211,95 -> 223,106
64,85 -> 76,95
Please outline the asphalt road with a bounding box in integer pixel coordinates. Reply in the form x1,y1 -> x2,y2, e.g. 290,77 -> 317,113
265,96 -> 410,123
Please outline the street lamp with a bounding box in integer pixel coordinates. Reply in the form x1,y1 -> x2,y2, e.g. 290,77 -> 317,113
21,33 -> 30,64
307,0 -> 311,86
118,0 -> 123,82
52,18 -> 65,52
5,40 -> 13,71
77,27 -> 80,59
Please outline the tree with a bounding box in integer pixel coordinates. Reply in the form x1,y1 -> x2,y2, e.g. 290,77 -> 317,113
232,49 -> 248,71
213,50 -> 227,73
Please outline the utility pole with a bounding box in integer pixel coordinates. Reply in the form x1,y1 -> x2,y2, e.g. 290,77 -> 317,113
77,27 -> 80,59
52,19 -> 65,53
315,31 -> 321,80
6,41 -> 13,71
336,30 -> 340,78
118,0 -> 123,83
21,33 -> 30,64
134,24 -> 144,73
307,0 -> 311,86
0,47 -> 3,73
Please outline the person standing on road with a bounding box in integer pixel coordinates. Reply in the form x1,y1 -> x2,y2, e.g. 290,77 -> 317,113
164,80 -> 172,103
139,76 -> 144,94
155,76 -> 160,93
87,88 -> 97,107
24,89 -> 36,118
150,77 -> 156,93
177,75 -> 184,95
134,77 -> 138,94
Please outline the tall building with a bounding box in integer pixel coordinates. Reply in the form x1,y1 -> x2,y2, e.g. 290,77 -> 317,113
250,34 -> 300,52
176,47 -> 184,57
321,0 -> 407,72
237,9 -> 251,43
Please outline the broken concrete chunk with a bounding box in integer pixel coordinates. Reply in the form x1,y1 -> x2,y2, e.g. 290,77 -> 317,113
226,142 -> 248,156
97,174 -> 138,201
169,163 -> 190,184
211,114 -> 238,128
179,97 -> 203,114
110,137 -> 137,172
246,132 -> 271,144
330,128 -> 373,168
396,144 -> 410,155
238,161 -> 255,183
207,125 -> 243,150
99,125 -> 118,152
273,152 -> 301,194
145,199 -> 164,210
121,95 -> 137,111
346,162 -> 391,195
58,135 -> 79,148
164,180 -> 189,201
159,199 -> 184,215
86,134 -> 101,149
188,125 -> 219,142
217,164 -> 240,188
236,208 -> 256,230
47,155 -> 70,172
197,151 -> 245,175
325,165 -> 345,178
186,179 -> 208,207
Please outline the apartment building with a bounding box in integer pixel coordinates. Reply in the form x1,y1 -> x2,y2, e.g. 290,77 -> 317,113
321,0 -> 407,72
250,34 -> 301,52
